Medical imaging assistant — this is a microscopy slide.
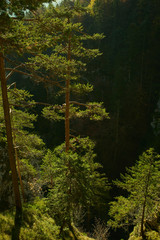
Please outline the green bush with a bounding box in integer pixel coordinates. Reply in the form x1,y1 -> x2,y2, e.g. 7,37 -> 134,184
146,231 -> 160,240
0,211 -> 14,240
0,198 -> 61,240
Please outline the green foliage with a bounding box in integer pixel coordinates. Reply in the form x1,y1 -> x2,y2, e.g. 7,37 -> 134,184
70,83 -> 93,95
145,231 -> 160,240
0,198 -> 61,240
0,87 -> 45,160
41,137 -> 109,225
42,102 -> 109,122
108,195 -> 135,229
0,210 -> 14,239
75,102 -> 109,120
9,4 -> 108,127
42,104 -> 65,121
0,87 -> 45,198
129,224 -> 160,240
40,149 -> 56,185
21,198 -> 60,240
16,133 -> 45,163
12,4 -> 104,63
8,88 -> 35,106
108,148 -> 160,235
0,198 -> 96,240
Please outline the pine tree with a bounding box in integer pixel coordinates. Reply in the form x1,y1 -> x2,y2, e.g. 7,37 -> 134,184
0,0 -> 51,212
41,137 -> 109,227
108,148 -> 160,238
16,3 -> 109,150
17,3 -> 109,228
0,87 -> 45,201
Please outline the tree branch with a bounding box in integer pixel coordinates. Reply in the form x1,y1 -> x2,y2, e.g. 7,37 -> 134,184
12,17 -> 35,21
5,65 -> 64,89
6,68 -> 32,80
69,101 -> 87,107
5,64 -> 28,80
7,82 -> 16,90
10,101 -> 53,108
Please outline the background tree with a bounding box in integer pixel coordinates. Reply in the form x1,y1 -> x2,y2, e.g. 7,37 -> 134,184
75,0 -> 160,184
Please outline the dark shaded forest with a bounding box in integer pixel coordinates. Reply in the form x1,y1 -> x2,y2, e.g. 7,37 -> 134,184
0,0 -> 160,239
82,0 -> 160,178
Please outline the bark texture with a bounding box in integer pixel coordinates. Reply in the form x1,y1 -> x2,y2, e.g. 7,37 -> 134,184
0,51 -> 22,211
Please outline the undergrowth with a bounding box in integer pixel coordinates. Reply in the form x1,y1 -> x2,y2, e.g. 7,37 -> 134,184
0,198 -> 60,240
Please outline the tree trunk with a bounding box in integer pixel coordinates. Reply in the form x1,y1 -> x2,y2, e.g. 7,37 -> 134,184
65,26 -> 71,152
10,107 -> 25,202
0,52 -> 22,211
140,196 -> 146,239
140,164 -> 151,238
113,100 -> 120,163
15,148 -> 25,202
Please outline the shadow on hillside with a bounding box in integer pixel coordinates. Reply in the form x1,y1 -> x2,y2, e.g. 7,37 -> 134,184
12,209 -> 22,240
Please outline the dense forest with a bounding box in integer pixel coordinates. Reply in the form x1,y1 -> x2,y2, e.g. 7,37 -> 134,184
0,0 -> 160,239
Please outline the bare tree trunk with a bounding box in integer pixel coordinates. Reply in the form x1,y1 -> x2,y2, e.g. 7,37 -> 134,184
0,51 -> 22,211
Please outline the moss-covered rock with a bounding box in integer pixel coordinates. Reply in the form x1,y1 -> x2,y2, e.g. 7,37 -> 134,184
70,223 -> 95,240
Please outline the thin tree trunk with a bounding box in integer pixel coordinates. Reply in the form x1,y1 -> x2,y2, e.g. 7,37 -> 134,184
140,165 -> 151,238
0,52 -> 22,211
140,197 -> 146,239
65,24 -> 71,152
10,107 -> 25,202
15,148 -> 25,202
113,100 -> 120,163
65,23 -> 72,226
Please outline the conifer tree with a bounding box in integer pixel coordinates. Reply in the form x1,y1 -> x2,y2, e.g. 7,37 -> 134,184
14,3 -> 109,150
108,148 -> 160,238
1,1 -> 109,219
0,87 -> 45,201
41,137 -> 109,227
0,0 -> 51,211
